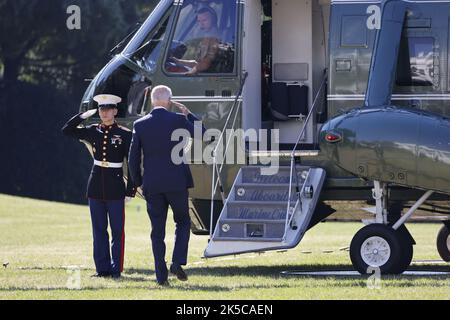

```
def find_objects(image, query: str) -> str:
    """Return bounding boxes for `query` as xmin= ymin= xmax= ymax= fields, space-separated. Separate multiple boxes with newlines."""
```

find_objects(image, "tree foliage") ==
xmin=0 ymin=0 xmax=159 ymax=203
xmin=0 ymin=0 xmax=157 ymax=93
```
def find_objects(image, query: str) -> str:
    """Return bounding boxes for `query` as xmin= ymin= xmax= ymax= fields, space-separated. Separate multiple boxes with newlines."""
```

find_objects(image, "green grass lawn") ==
xmin=0 ymin=194 xmax=449 ymax=300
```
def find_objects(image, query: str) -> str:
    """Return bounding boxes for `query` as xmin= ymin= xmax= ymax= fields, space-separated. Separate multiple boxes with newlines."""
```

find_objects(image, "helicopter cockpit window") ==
xmin=125 ymin=8 xmax=174 ymax=73
xmin=396 ymin=37 xmax=435 ymax=87
xmin=165 ymin=0 xmax=237 ymax=75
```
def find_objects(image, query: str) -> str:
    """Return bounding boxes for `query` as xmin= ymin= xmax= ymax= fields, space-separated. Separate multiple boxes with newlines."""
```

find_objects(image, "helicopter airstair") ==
xmin=204 ymin=165 xmax=326 ymax=257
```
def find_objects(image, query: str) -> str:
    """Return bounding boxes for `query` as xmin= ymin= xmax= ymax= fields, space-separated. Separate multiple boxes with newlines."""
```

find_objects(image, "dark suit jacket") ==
xmin=128 ymin=108 xmax=204 ymax=196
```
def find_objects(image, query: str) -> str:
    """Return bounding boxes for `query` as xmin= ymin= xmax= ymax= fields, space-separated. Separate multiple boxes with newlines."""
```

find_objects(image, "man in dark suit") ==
xmin=128 ymin=85 xmax=204 ymax=286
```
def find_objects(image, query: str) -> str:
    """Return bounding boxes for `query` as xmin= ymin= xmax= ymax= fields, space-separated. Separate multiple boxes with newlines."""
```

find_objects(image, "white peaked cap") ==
xmin=93 ymin=94 xmax=122 ymax=106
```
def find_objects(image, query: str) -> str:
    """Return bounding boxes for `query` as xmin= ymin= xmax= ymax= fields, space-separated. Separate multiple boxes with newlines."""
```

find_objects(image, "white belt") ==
xmin=94 ymin=160 xmax=123 ymax=168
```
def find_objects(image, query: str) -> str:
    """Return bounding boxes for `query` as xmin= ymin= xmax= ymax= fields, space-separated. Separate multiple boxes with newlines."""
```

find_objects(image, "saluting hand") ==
xmin=80 ymin=109 xmax=98 ymax=120
xmin=171 ymin=101 xmax=190 ymax=116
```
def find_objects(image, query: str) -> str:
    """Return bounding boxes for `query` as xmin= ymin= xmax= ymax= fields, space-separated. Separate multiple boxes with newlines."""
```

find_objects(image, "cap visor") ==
xmin=98 ymin=104 xmax=118 ymax=109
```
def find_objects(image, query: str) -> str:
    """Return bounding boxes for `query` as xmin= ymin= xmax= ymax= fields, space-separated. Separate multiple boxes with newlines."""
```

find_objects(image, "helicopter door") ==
xmin=271 ymin=0 xmax=315 ymax=145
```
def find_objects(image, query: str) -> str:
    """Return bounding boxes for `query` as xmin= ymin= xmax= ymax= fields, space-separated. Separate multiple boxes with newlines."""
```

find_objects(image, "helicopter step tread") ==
xmin=233 ymin=183 xmax=299 ymax=202
xmin=240 ymin=166 xmax=311 ymax=184
xmin=211 ymin=237 xmax=285 ymax=242
xmin=226 ymin=201 xmax=289 ymax=220
xmin=216 ymin=218 xmax=286 ymax=240
xmin=219 ymin=218 xmax=286 ymax=223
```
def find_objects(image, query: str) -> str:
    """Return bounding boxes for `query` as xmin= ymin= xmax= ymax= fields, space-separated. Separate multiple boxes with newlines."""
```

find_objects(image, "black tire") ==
xmin=436 ymin=225 xmax=450 ymax=262
xmin=350 ymin=224 xmax=405 ymax=275
xmin=391 ymin=225 xmax=414 ymax=274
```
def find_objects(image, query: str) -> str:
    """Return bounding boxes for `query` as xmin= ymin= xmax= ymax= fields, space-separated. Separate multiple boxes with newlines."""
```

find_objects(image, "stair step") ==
xmin=212 ymin=237 xmax=284 ymax=242
xmin=248 ymin=150 xmax=320 ymax=158
xmin=221 ymin=218 xmax=286 ymax=223
xmin=236 ymin=183 xmax=293 ymax=187
xmin=241 ymin=166 xmax=308 ymax=184
xmin=217 ymin=219 xmax=286 ymax=239
xmin=226 ymin=201 xmax=289 ymax=220
xmin=234 ymin=183 xmax=298 ymax=202
xmin=228 ymin=200 xmax=289 ymax=205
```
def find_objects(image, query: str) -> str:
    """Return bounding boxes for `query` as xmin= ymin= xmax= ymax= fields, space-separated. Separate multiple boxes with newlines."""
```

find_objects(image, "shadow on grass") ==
xmin=120 ymin=264 xmax=450 ymax=290
xmin=2 ymin=264 xmax=449 ymax=293
xmin=5 ymin=262 xmax=449 ymax=293
xmin=120 ymin=269 xmax=293 ymax=291
xmin=120 ymin=268 xmax=155 ymax=282
xmin=121 ymin=263 xmax=449 ymax=279
xmin=0 ymin=286 xmax=114 ymax=292
xmin=169 ymin=283 xmax=292 ymax=292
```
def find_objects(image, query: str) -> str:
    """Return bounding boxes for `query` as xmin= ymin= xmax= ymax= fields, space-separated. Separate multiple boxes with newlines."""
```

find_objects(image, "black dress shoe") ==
xmin=111 ymin=273 xmax=121 ymax=279
xmin=170 ymin=264 xmax=188 ymax=281
xmin=91 ymin=272 xmax=111 ymax=278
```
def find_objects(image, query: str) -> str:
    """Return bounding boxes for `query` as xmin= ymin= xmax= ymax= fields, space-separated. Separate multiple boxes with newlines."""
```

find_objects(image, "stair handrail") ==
xmin=209 ymin=72 xmax=249 ymax=239
xmin=284 ymin=73 xmax=327 ymax=241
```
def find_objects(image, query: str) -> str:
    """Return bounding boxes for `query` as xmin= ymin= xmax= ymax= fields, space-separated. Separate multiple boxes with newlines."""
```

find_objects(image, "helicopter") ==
xmin=78 ymin=0 xmax=450 ymax=274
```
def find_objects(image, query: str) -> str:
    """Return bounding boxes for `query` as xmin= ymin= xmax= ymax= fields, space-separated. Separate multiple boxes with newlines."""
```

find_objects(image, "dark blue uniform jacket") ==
xmin=62 ymin=113 xmax=136 ymax=200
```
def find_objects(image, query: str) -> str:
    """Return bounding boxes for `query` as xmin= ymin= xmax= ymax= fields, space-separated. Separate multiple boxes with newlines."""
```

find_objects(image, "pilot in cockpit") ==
xmin=169 ymin=7 xmax=220 ymax=75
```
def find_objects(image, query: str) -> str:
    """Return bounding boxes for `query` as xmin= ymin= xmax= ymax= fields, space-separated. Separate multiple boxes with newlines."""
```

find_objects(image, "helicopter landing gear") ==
xmin=350 ymin=181 xmax=433 ymax=275
xmin=436 ymin=222 xmax=450 ymax=262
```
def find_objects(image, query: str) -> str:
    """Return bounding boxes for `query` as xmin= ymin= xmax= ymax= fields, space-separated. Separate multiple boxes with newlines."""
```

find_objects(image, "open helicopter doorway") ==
xmin=243 ymin=0 xmax=329 ymax=151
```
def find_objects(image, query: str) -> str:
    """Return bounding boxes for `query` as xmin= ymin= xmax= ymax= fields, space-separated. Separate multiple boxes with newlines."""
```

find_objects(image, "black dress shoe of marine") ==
xmin=91 ymin=272 xmax=111 ymax=278
xmin=170 ymin=264 xmax=188 ymax=281
xmin=111 ymin=273 xmax=121 ymax=279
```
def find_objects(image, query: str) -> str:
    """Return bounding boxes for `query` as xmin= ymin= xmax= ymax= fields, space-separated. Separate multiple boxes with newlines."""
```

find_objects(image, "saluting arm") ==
xmin=61 ymin=109 xmax=97 ymax=140
xmin=184 ymin=112 xmax=206 ymax=138
xmin=172 ymin=101 xmax=206 ymax=137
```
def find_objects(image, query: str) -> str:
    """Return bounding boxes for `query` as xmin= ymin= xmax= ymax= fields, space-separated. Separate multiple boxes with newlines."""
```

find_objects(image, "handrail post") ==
xmin=209 ymin=72 xmax=248 ymax=241
xmin=283 ymin=74 xmax=327 ymax=241
xmin=209 ymin=154 xmax=216 ymax=239
xmin=284 ymin=156 xmax=295 ymax=240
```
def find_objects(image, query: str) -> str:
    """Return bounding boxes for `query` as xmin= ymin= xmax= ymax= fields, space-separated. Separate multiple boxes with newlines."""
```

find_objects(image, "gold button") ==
xmin=103 ymin=153 xmax=106 ymax=156
xmin=103 ymin=159 xmax=107 ymax=161
xmin=104 ymin=141 xmax=107 ymax=144
xmin=105 ymin=131 xmax=109 ymax=134
xmin=104 ymin=136 xmax=107 ymax=139
xmin=103 ymin=147 xmax=106 ymax=150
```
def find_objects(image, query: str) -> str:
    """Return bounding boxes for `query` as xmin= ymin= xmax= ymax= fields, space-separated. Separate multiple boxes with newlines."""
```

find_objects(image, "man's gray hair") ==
xmin=151 ymin=85 xmax=172 ymax=104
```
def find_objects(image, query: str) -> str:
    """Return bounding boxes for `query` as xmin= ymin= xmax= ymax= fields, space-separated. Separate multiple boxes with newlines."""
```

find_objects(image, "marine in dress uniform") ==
xmin=62 ymin=94 xmax=136 ymax=278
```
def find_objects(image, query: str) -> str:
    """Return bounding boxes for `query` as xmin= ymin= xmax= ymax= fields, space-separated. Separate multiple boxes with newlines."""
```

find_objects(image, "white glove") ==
xmin=80 ymin=109 xmax=97 ymax=119
xmin=125 ymin=197 xmax=132 ymax=203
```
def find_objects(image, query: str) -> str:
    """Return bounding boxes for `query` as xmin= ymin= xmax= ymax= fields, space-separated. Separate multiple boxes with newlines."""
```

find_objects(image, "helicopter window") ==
xmin=126 ymin=8 xmax=174 ymax=72
xmin=396 ymin=37 xmax=434 ymax=87
xmin=165 ymin=0 xmax=237 ymax=75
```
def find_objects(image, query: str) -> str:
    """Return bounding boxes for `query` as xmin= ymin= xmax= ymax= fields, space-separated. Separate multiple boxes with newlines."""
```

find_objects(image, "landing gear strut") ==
xmin=350 ymin=181 xmax=433 ymax=275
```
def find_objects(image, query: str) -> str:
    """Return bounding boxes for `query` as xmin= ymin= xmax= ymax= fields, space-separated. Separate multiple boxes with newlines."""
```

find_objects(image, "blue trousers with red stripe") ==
xmin=88 ymin=199 xmax=125 ymax=275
